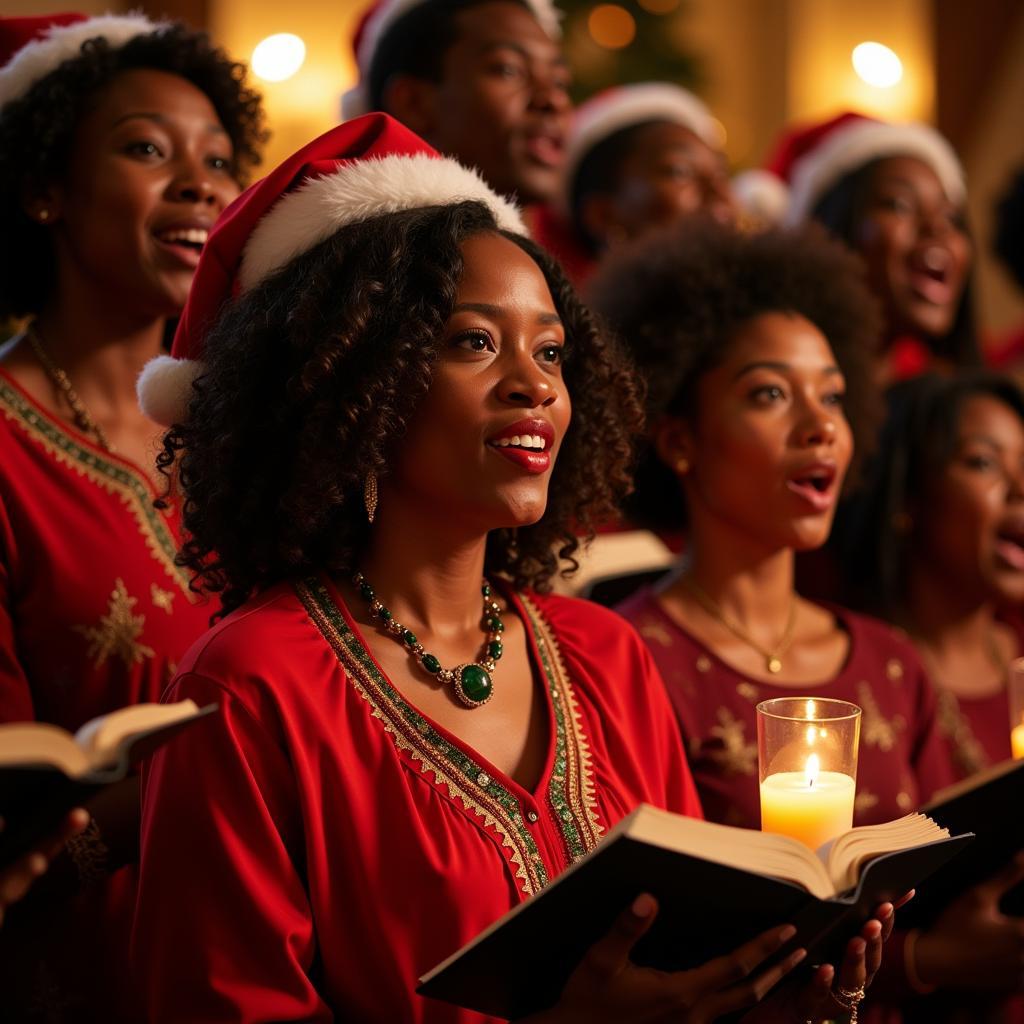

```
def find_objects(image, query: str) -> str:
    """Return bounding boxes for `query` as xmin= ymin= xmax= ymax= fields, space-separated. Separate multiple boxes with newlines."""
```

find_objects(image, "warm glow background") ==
xmin=7 ymin=0 xmax=1024 ymax=335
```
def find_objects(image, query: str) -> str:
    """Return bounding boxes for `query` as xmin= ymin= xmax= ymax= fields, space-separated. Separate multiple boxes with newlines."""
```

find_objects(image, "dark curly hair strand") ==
xmin=159 ymin=201 xmax=643 ymax=616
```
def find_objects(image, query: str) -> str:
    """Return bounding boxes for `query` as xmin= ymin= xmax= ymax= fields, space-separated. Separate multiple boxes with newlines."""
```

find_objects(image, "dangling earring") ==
xmin=364 ymin=473 xmax=378 ymax=524
xmin=675 ymin=457 xmax=690 ymax=474
xmin=37 ymin=209 xmax=50 ymax=222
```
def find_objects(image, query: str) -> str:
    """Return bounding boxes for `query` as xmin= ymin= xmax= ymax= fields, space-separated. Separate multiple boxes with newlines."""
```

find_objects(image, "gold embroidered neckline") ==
xmin=295 ymin=577 xmax=603 ymax=897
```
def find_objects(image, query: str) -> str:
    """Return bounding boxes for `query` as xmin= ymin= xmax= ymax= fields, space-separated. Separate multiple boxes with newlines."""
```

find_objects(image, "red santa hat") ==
xmin=137 ymin=112 xmax=526 ymax=426
xmin=341 ymin=0 xmax=562 ymax=120
xmin=562 ymin=82 xmax=723 ymax=210
xmin=0 ymin=12 xmax=161 ymax=111
xmin=762 ymin=111 xmax=965 ymax=227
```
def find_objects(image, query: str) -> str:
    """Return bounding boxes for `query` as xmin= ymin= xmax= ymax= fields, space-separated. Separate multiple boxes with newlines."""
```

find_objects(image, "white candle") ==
xmin=760 ymin=753 xmax=856 ymax=851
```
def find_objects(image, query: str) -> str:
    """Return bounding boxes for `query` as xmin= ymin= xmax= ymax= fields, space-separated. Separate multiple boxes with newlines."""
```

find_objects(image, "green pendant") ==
xmin=457 ymin=663 xmax=493 ymax=707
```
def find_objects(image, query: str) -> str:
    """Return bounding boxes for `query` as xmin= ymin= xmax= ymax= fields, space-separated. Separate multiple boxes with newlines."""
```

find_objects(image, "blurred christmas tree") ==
xmin=559 ymin=0 xmax=703 ymax=104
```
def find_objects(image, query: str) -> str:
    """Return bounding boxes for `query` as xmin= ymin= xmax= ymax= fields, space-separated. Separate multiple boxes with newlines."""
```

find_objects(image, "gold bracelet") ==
xmin=903 ymin=928 xmax=937 ymax=995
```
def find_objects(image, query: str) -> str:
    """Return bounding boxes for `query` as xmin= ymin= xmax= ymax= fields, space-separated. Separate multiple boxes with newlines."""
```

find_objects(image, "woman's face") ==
xmin=852 ymin=155 xmax=971 ymax=341
xmin=666 ymin=311 xmax=853 ymax=552
xmin=40 ymin=67 xmax=239 ymax=317
xmin=584 ymin=121 xmax=735 ymax=246
xmin=385 ymin=232 xmax=571 ymax=531
xmin=917 ymin=394 xmax=1024 ymax=605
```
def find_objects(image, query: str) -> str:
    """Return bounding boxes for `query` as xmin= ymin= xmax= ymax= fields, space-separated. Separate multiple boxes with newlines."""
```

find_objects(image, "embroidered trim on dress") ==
xmin=520 ymin=593 xmax=605 ymax=861
xmin=0 ymin=379 xmax=192 ymax=598
xmin=295 ymin=578 xmax=603 ymax=897
xmin=935 ymin=687 xmax=990 ymax=779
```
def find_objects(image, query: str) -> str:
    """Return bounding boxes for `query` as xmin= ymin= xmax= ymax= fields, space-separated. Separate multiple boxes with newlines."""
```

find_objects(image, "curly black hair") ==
xmin=586 ymin=219 xmax=882 ymax=531
xmin=368 ymin=0 xmax=534 ymax=111
xmin=0 ymin=22 xmax=266 ymax=318
xmin=811 ymin=158 xmax=982 ymax=369
xmin=158 ymin=201 xmax=643 ymax=615
xmin=833 ymin=371 xmax=1024 ymax=618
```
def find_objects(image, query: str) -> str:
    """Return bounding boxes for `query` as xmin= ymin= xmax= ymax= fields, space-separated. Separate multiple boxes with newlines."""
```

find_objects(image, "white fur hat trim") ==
xmin=731 ymin=169 xmax=791 ymax=226
xmin=238 ymin=152 xmax=526 ymax=291
xmin=784 ymin=119 xmax=965 ymax=227
xmin=562 ymin=83 xmax=721 ymax=209
xmin=342 ymin=0 xmax=562 ymax=119
xmin=0 ymin=14 xmax=160 ymax=111
xmin=136 ymin=354 xmax=202 ymax=427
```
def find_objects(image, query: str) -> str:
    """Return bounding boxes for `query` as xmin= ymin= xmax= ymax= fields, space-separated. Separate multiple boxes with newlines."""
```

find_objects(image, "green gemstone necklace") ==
xmin=352 ymin=572 xmax=503 ymax=709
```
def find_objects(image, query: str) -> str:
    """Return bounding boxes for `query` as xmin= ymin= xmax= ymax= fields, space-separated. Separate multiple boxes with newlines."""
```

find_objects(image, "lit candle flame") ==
xmin=805 ymin=699 xmax=816 ymax=719
xmin=806 ymin=725 xmax=817 ymax=745
xmin=805 ymin=753 xmax=820 ymax=789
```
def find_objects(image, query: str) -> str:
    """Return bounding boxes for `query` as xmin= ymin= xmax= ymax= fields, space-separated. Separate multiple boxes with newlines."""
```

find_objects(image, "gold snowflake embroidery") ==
xmin=75 ymin=579 xmax=155 ymax=668
xmin=150 ymin=583 xmax=175 ymax=614
xmin=857 ymin=680 xmax=901 ymax=752
xmin=638 ymin=620 xmax=674 ymax=648
xmin=707 ymin=706 xmax=758 ymax=776
xmin=855 ymin=790 xmax=880 ymax=816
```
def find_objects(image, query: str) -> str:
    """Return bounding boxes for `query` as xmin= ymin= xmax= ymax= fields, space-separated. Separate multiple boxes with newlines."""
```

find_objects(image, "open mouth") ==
xmin=154 ymin=227 xmax=209 ymax=266
xmin=487 ymin=420 xmax=555 ymax=474
xmin=524 ymin=131 xmax=564 ymax=169
xmin=908 ymin=246 xmax=955 ymax=306
xmin=785 ymin=464 xmax=838 ymax=511
xmin=995 ymin=521 xmax=1024 ymax=571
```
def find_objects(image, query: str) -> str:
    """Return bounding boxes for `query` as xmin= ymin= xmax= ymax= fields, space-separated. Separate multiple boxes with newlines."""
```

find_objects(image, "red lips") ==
xmin=486 ymin=418 xmax=556 ymax=474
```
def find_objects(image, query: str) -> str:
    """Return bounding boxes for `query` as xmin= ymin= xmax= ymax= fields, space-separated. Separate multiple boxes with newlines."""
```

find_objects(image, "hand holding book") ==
xmin=517 ymin=891 xmax=900 ymax=1024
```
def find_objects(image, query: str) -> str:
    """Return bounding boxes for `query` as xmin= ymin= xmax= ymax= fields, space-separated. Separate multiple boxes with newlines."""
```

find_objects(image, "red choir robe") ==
xmin=0 ymin=368 xmax=213 ymax=1021
xmin=132 ymin=577 xmax=703 ymax=1023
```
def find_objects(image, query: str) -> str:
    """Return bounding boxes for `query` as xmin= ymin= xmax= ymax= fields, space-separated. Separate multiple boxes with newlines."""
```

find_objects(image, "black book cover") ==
xmin=0 ymin=703 xmax=218 ymax=868
xmin=900 ymin=758 xmax=1024 ymax=925
xmin=417 ymin=810 xmax=971 ymax=1021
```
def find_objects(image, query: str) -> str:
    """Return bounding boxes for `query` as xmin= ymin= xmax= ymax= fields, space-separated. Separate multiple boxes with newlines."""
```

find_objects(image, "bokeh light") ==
xmin=588 ymin=5 xmax=637 ymax=49
xmin=252 ymin=33 xmax=307 ymax=83
xmin=851 ymin=42 xmax=903 ymax=88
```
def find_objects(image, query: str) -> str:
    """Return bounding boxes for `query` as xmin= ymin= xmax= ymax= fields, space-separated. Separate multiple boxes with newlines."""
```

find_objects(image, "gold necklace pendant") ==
xmin=683 ymin=576 xmax=796 ymax=676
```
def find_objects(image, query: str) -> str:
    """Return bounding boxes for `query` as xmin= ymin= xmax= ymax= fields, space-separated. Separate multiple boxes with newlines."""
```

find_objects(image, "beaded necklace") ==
xmin=353 ymin=572 xmax=504 ymax=708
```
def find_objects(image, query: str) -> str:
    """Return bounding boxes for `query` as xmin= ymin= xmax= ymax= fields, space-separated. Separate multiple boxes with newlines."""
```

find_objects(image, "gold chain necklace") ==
xmin=682 ymin=576 xmax=797 ymax=674
xmin=27 ymin=326 xmax=114 ymax=452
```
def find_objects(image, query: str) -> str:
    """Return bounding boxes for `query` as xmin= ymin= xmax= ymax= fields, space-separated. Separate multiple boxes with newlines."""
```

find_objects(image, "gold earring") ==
xmin=38 ymin=209 xmax=50 ymax=222
xmin=675 ymin=457 xmax=690 ymax=474
xmin=364 ymin=473 xmax=378 ymax=524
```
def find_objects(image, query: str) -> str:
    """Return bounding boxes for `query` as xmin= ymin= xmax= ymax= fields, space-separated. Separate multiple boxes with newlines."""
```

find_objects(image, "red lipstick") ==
xmin=486 ymin=418 xmax=556 ymax=475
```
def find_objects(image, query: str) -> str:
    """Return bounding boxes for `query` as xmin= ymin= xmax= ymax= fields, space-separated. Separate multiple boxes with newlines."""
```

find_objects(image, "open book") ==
xmin=418 ymin=803 xmax=971 ymax=1021
xmin=900 ymin=756 xmax=1024 ymax=925
xmin=0 ymin=700 xmax=216 ymax=867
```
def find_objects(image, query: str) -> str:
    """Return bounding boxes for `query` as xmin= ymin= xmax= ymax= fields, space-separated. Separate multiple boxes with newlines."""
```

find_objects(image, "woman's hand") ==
xmin=524 ymin=892 xmax=807 ymax=1024
xmin=912 ymin=855 xmax=1024 ymax=992
xmin=746 ymin=901 xmax=896 ymax=1023
xmin=0 ymin=808 xmax=89 ymax=927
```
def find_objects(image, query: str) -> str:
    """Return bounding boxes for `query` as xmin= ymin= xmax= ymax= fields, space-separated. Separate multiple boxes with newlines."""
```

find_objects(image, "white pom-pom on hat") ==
xmin=138 ymin=113 xmax=528 ymax=426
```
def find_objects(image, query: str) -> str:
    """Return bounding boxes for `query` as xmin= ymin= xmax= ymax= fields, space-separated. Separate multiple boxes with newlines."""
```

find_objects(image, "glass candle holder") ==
xmin=757 ymin=697 xmax=861 ymax=851
xmin=1009 ymin=658 xmax=1024 ymax=761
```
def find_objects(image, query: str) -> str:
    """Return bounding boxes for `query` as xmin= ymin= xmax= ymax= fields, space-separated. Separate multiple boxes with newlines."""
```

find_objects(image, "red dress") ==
xmin=617 ymin=590 xmax=956 ymax=831
xmin=0 ymin=368 xmax=213 ymax=1021
xmin=132 ymin=579 xmax=702 ymax=1023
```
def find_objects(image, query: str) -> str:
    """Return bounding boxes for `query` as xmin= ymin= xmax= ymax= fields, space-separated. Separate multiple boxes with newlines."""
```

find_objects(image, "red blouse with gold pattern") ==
xmin=0 ymin=368 xmax=214 ymax=1021
xmin=133 ymin=581 xmax=702 ymax=1023
xmin=617 ymin=589 xmax=956 ymax=831
xmin=0 ymin=368 xmax=213 ymax=727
